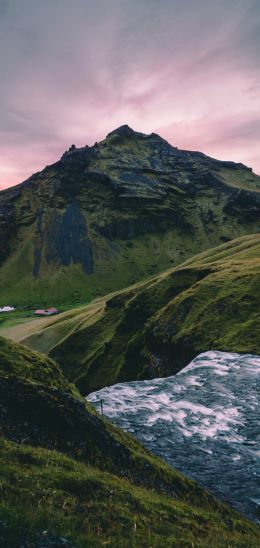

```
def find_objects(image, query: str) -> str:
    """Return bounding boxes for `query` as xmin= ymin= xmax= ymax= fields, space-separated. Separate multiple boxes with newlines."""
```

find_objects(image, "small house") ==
xmin=0 ymin=306 xmax=15 ymax=313
xmin=34 ymin=309 xmax=47 ymax=316
xmin=46 ymin=307 xmax=59 ymax=315
xmin=34 ymin=308 xmax=59 ymax=317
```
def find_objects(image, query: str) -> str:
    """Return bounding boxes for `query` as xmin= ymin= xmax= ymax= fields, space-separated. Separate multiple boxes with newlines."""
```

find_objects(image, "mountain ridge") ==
xmin=1 ymin=125 xmax=260 ymax=306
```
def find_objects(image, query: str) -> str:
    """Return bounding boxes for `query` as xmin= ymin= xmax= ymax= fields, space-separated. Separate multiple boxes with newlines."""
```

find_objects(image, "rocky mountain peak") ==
xmin=106 ymin=124 xmax=135 ymax=138
xmin=0 ymin=125 xmax=260 ymax=306
xmin=105 ymin=125 xmax=170 ymax=146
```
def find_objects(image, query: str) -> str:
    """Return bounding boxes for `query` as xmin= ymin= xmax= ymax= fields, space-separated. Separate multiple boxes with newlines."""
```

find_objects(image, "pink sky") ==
xmin=0 ymin=0 xmax=259 ymax=190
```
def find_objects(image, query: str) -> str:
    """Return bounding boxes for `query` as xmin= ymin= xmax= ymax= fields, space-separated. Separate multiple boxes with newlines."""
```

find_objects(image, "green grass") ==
xmin=0 ymin=439 xmax=259 ymax=547
xmin=216 ymin=166 xmax=260 ymax=191
xmin=1 ymin=336 xmax=259 ymax=545
xmin=0 ymin=336 xmax=227 ymax=502
xmin=4 ymin=234 xmax=260 ymax=394
xmin=0 ymin=336 xmax=76 ymax=394
xmin=148 ymin=233 xmax=260 ymax=374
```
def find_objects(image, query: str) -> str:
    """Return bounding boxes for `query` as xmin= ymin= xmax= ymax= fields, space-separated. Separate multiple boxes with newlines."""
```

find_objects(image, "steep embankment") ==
xmin=1 ymin=337 xmax=259 ymax=546
xmin=5 ymin=233 xmax=260 ymax=395
xmin=1 ymin=125 xmax=260 ymax=306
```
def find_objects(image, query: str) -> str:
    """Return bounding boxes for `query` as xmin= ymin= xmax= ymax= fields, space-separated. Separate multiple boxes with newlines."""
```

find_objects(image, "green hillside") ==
xmin=1 ymin=337 xmax=259 ymax=546
xmin=1 ymin=125 xmax=260 ymax=306
xmin=5 ymin=233 xmax=259 ymax=395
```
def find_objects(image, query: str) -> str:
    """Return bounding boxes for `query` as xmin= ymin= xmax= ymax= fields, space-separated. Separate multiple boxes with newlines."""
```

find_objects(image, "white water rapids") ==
xmin=87 ymin=351 xmax=260 ymax=521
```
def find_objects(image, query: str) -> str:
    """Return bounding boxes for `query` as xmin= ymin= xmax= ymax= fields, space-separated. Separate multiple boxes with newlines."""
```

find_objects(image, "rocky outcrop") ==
xmin=33 ymin=203 xmax=93 ymax=277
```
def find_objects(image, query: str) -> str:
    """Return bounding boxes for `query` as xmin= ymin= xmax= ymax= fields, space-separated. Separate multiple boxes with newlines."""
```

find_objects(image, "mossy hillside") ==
xmin=147 ymin=266 xmax=260 ymax=375
xmin=1 ymin=440 xmax=259 ymax=548
xmin=8 ymin=234 xmax=260 ymax=393
xmin=0 ymin=336 xmax=222 ymax=503
xmin=181 ymin=231 xmax=260 ymax=265
xmin=147 ymin=233 xmax=260 ymax=374
xmin=1 ymin=337 xmax=258 ymax=545
xmin=0 ymin=336 xmax=76 ymax=394
xmin=1 ymin=126 xmax=260 ymax=306
xmin=64 ymin=267 xmax=204 ymax=393
xmin=0 ymin=213 xmax=248 ymax=309
xmin=50 ymin=235 xmax=260 ymax=390
xmin=0 ymin=278 xmax=151 ymax=350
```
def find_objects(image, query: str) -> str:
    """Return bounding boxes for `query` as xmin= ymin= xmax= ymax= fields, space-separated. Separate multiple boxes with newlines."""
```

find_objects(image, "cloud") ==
xmin=0 ymin=0 xmax=8 ymax=15
xmin=0 ymin=0 xmax=260 ymax=189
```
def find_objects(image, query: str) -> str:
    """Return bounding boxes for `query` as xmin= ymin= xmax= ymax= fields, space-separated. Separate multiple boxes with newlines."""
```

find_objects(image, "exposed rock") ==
xmin=0 ymin=125 xmax=260 ymax=304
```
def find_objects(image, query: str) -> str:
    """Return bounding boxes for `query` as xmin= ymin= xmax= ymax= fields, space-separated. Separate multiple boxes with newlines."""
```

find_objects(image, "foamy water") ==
xmin=87 ymin=351 xmax=260 ymax=521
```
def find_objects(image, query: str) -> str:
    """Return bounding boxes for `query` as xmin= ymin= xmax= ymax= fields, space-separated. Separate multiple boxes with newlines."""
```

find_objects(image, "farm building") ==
xmin=34 ymin=308 xmax=59 ymax=316
xmin=0 ymin=306 xmax=15 ymax=313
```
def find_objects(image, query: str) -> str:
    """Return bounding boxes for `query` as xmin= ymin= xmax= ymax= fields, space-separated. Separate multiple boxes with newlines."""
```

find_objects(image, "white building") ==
xmin=0 ymin=306 xmax=15 ymax=313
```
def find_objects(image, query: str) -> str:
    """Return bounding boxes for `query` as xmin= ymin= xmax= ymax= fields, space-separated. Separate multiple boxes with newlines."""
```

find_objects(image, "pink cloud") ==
xmin=0 ymin=0 xmax=259 ymax=189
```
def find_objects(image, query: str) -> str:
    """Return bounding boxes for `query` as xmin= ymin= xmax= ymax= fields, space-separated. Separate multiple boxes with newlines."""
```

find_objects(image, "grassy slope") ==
xmin=0 ymin=231 xmax=183 ymax=307
xmin=4 ymin=233 xmax=260 ymax=394
xmin=0 ymin=335 xmax=76 ymax=393
xmin=148 ymin=233 xmax=260 ymax=371
xmin=1 ymin=337 xmax=259 ymax=546
xmin=216 ymin=165 xmax=260 ymax=191
xmin=1 ymin=216 xmax=249 ymax=308
xmin=1 ymin=440 xmax=259 ymax=548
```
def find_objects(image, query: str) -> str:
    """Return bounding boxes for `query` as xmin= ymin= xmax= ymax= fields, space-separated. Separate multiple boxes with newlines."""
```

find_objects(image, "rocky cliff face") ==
xmin=1 ymin=125 xmax=260 ymax=305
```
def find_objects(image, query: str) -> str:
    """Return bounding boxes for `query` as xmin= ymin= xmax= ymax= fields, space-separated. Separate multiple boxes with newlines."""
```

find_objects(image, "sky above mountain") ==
xmin=0 ymin=0 xmax=259 ymax=189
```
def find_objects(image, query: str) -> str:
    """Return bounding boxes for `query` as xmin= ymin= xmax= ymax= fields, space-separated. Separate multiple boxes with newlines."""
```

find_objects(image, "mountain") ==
xmin=1 ymin=336 xmax=259 ymax=546
xmin=5 ymin=233 xmax=260 ymax=395
xmin=1 ymin=125 xmax=260 ymax=306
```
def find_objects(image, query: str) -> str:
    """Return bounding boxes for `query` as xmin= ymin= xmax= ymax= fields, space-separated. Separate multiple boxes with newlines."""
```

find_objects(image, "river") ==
xmin=87 ymin=351 xmax=260 ymax=522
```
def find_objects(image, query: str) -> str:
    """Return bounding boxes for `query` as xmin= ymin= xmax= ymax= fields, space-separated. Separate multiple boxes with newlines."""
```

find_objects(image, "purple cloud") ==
xmin=0 ymin=0 xmax=259 ymax=189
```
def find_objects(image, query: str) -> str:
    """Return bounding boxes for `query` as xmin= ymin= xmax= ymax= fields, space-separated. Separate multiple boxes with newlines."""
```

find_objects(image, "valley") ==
xmin=3 ymin=233 xmax=260 ymax=396
xmin=0 ymin=127 xmax=259 ymax=546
